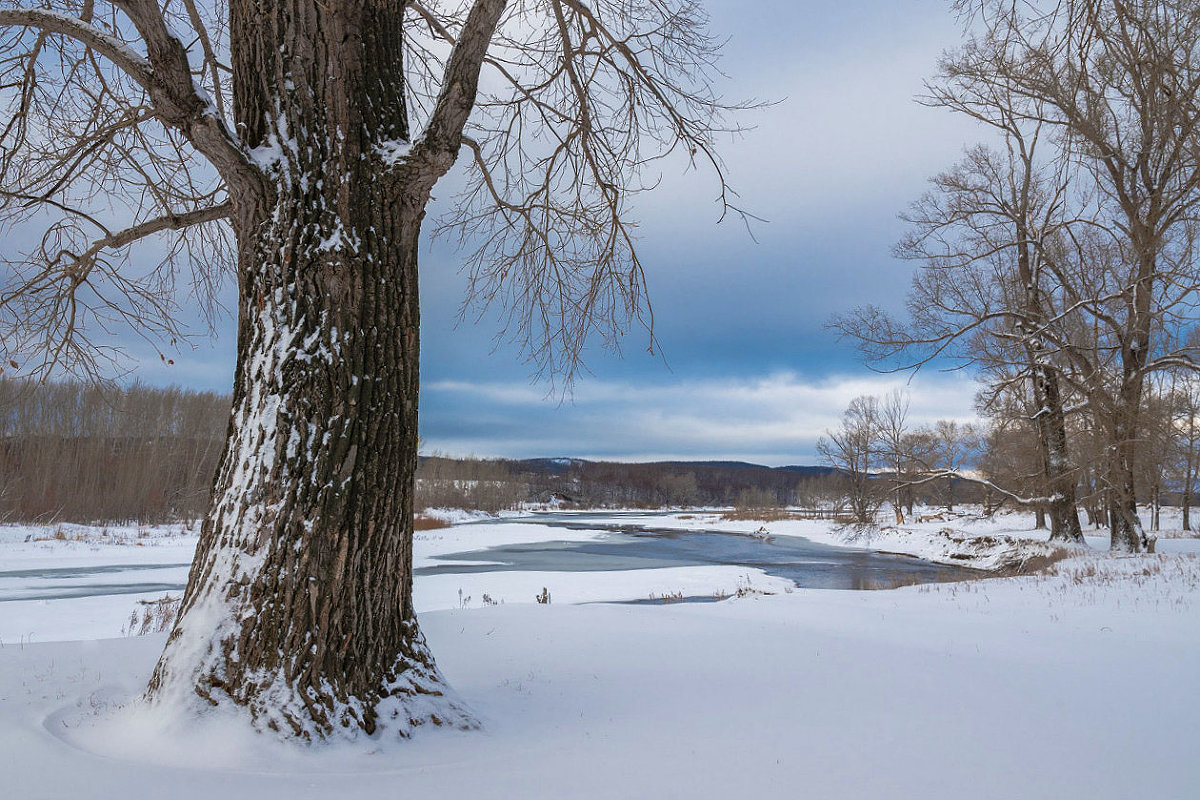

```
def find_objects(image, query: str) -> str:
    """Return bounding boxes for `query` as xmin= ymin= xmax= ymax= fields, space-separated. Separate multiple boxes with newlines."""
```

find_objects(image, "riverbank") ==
xmin=4 ymin=506 xmax=1195 ymax=643
xmin=563 ymin=506 xmax=1200 ymax=571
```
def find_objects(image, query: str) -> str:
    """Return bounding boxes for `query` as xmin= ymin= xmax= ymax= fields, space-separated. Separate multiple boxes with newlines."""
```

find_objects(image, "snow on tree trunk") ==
xmin=1032 ymin=366 xmax=1083 ymax=544
xmin=1103 ymin=238 xmax=1158 ymax=554
xmin=145 ymin=0 xmax=475 ymax=738
xmin=1106 ymin=260 xmax=1154 ymax=554
xmin=1109 ymin=423 xmax=1151 ymax=554
xmin=1014 ymin=213 xmax=1082 ymax=545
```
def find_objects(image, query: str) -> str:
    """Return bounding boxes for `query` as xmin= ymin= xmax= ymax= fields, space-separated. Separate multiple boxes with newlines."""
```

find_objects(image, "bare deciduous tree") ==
xmin=0 ymin=0 xmax=747 ymax=738
xmin=976 ymin=390 xmax=1047 ymax=519
xmin=877 ymin=388 xmax=911 ymax=523
xmin=817 ymin=395 xmax=882 ymax=526
xmin=834 ymin=132 xmax=1086 ymax=540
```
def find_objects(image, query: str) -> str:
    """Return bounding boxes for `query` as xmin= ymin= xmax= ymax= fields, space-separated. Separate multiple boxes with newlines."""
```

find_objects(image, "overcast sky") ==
xmin=131 ymin=0 xmax=990 ymax=466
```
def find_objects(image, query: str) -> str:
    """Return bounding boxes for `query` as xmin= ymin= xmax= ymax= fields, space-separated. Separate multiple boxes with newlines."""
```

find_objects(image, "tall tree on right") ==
xmin=977 ymin=0 xmax=1200 ymax=551
xmin=839 ymin=0 xmax=1200 ymax=551
xmin=961 ymin=0 xmax=1200 ymax=551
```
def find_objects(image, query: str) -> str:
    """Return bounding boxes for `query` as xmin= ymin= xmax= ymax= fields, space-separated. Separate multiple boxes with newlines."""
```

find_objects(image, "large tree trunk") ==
xmin=1107 ymin=239 xmax=1156 ymax=553
xmin=1014 ymin=212 xmax=1083 ymax=544
xmin=1108 ymin=363 xmax=1150 ymax=552
xmin=1109 ymin=411 xmax=1151 ymax=553
xmin=1031 ymin=366 xmax=1083 ymax=543
xmin=146 ymin=0 xmax=474 ymax=738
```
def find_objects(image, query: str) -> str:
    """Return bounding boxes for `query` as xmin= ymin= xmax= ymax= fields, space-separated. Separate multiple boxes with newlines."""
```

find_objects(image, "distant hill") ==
xmin=515 ymin=457 xmax=592 ymax=473
xmin=519 ymin=458 xmax=839 ymax=478
xmin=416 ymin=453 xmax=859 ymax=510
xmin=773 ymin=465 xmax=843 ymax=478
xmin=516 ymin=457 xmax=831 ymax=472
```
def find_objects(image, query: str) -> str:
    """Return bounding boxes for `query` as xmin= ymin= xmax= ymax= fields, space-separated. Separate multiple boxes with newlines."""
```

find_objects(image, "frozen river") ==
xmin=419 ymin=512 xmax=981 ymax=594
xmin=0 ymin=512 xmax=979 ymax=605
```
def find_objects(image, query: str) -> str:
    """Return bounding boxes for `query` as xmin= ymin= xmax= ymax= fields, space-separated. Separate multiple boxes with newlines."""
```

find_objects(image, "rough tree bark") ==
xmin=1105 ymin=240 xmax=1157 ymax=553
xmin=145 ymin=0 xmax=506 ymax=738
xmin=1030 ymin=368 xmax=1082 ymax=543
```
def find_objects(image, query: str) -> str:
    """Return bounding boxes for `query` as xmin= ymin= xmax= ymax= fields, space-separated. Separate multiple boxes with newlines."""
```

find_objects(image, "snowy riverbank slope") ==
xmin=2 ymin=549 xmax=1196 ymax=800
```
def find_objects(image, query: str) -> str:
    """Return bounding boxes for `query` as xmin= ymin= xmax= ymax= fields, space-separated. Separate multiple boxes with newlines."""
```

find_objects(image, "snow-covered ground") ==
xmin=1 ymin=509 xmax=1197 ymax=799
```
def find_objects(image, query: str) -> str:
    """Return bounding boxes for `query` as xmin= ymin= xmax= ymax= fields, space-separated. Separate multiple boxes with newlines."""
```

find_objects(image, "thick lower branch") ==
xmin=411 ymin=0 xmax=507 ymax=179
xmin=897 ymin=470 xmax=1057 ymax=509
xmin=102 ymin=202 xmax=233 ymax=249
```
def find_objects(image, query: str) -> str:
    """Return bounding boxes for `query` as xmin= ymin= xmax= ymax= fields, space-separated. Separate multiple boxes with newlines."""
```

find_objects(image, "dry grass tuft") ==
xmin=123 ymin=594 xmax=181 ymax=636
xmin=413 ymin=514 xmax=452 ymax=530
xmin=713 ymin=574 xmax=775 ymax=600
xmin=1044 ymin=554 xmax=1200 ymax=591
xmin=32 ymin=526 xmax=81 ymax=542
xmin=719 ymin=508 xmax=795 ymax=522
xmin=995 ymin=546 xmax=1075 ymax=576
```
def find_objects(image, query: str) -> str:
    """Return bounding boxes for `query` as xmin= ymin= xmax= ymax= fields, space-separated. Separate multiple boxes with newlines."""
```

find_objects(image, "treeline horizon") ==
xmin=0 ymin=377 xmax=991 ymax=524
xmin=0 ymin=378 xmax=228 ymax=523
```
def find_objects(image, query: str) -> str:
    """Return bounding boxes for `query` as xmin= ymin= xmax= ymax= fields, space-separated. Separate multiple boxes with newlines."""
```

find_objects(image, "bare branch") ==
xmin=110 ymin=0 xmax=253 ymax=184
xmin=897 ymin=469 xmax=1056 ymax=508
xmin=95 ymin=201 xmax=232 ymax=250
xmin=0 ymin=7 xmax=152 ymax=89
xmin=0 ymin=201 xmax=233 ymax=379
xmin=409 ymin=0 xmax=760 ymax=384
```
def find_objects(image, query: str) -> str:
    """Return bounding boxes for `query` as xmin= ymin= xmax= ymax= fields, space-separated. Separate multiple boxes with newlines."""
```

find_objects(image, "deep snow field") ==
xmin=1 ymin=509 xmax=1197 ymax=799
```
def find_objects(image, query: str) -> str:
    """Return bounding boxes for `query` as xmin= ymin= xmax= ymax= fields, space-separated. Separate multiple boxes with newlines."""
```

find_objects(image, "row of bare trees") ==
xmin=976 ymin=373 xmax=1200 ymax=532
xmin=0 ymin=375 xmax=865 ymax=521
xmin=10 ymin=368 xmax=1193 ymax=533
xmin=820 ymin=374 xmax=1200 ymax=535
xmin=0 ymin=377 xmax=226 ymax=522
xmin=415 ymin=455 xmax=527 ymax=514
xmin=834 ymin=0 xmax=1200 ymax=550
xmin=817 ymin=391 xmax=985 ymax=525
xmin=418 ymin=456 xmax=852 ymax=512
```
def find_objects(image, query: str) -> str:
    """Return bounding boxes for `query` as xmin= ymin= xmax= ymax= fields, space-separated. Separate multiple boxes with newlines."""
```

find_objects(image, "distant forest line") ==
xmin=0 ymin=378 xmax=887 ymax=524
xmin=8 ymin=378 xmax=1196 ymax=528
